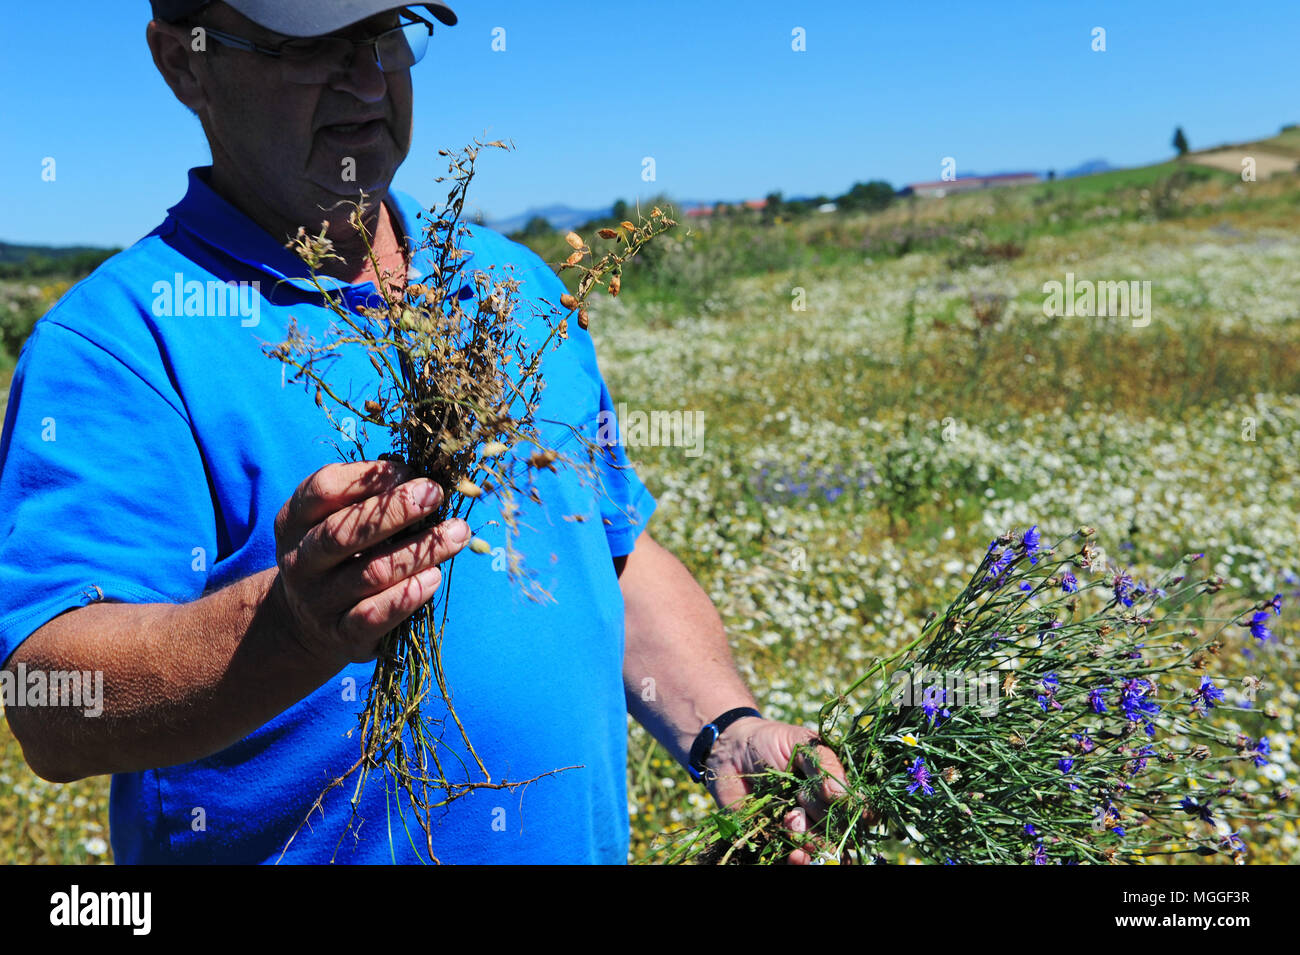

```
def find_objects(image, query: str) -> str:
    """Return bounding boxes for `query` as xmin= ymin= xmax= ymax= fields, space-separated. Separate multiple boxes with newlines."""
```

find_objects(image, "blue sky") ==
xmin=3 ymin=0 xmax=1297 ymax=247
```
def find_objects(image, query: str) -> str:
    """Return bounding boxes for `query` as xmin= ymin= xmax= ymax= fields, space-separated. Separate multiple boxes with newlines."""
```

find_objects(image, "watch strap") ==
xmin=687 ymin=706 xmax=763 ymax=783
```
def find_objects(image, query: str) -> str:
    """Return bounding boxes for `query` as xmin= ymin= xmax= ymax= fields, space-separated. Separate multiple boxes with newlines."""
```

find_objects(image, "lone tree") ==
xmin=513 ymin=214 xmax=553 ymax=240
xmin=762 ymin=190 xmax=784 ymax=223
xmin=1172 ymin=127 xmax=1189 ymax=157
xmin=611 ymin=198 xmax=629 ymax=222
xmin=838 ymin=180 xmax=895 ymax=212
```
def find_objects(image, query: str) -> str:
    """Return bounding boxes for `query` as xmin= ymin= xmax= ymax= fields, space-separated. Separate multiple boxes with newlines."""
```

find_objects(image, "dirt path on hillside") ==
xmin=1188 ymin=148 xmax=1297 ymax=179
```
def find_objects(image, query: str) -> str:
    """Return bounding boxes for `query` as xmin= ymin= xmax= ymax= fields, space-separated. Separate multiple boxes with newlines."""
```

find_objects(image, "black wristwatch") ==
xmin=687 ymin=707 xmax=763 ymax=783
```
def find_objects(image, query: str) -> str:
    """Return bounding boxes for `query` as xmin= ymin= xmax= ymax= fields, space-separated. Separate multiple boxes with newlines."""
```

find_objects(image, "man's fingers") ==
xmin=783 ymin=808 xmax=812 ymax=864
xmin=793 ymin=741 xmax=849 ymax=822
xmin=294 ymin=477 xmax=445 ymax=574
xmin=275 ymin=460 xmax=412 ymax=554
xmin=339 ymin=564 xmax=444 ymax=658
xmin=331 ymin=517 xmax=471 ymax=603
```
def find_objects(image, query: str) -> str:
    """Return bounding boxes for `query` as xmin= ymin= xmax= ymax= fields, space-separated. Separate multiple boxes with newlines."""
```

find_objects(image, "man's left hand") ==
xmin=704 ymin=717 xmax=849 ymax=865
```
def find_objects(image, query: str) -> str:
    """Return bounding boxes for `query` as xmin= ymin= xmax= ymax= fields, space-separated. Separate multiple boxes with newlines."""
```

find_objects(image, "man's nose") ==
xmin=328 ymin=45 xmax=389 ymax=102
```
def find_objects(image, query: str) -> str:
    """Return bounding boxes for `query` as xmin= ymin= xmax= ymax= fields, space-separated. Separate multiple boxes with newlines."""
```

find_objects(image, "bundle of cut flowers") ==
xmin=265 ymin=138 xmax=676 ymax=861
xmin=657 ymin=526 xmax=1294 ymax=864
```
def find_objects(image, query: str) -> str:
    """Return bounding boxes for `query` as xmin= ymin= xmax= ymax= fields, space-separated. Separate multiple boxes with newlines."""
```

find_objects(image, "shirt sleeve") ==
xmin=0 ymin=319 xmax=219 ymax=667
xmin=492 ymin=232 xmax=658 ymax=559
xmin=591 ymin=372 xmax=657 ymax=559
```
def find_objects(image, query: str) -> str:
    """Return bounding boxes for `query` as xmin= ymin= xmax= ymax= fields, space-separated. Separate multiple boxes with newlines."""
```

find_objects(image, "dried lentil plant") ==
xmin=265 ymin=139 xmax=676 ymax=862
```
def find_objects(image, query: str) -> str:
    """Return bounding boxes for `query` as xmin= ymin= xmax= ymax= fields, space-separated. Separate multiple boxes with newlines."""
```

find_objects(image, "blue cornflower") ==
xmin=1037 ymin=673 xmax=1062 ymax=712
xmin=1058 ymin=757 xmax=1075 ymax=774
xmin=1071 ymin=732 xmax=1096 ymax=753
xmin=1112 ymin=571 xmax=1135 ymax=607
xmin=1024 ymin=823 xmax=1038 ymax=837
xmin=1060 ymin=571 xmax=1079 ymax=594
xmin=986 ymin=545 xmax=1015 ymax=585
xmin=1032 ymin=841 xmax=1047 ymax=865
xmin=1269 ymin=593 xmax=1283 ymax=616
xmin=1243 ymin=610 xmax=1273 ymax=643
xmin=1191 ymin=677 xmax=1225 ymax=713
xmin=921 ymin=686 xmax=949 ymax=727
xmin=1181 ymin=796 xmax=1214 ymax=824
xmin=1127 ymin=744 xmax=1155 ymax=776
xmin=1252 ymin=736 xmax=1271 ymax=768
xmin=1019 ymin=582 xmax=1033 ymax=593
xmin=907 ymin=757 xmax=934 ymax=796
xmin=1220 ymin=831 xmax=1246 ymax=856
xmin=1119 ymin=678 xmax=1160 ymax=735
xmin=1022 ymin=525 xmax=1042 ymax=565
xmin=1088 ymin=686 xmax=1109 ymax=714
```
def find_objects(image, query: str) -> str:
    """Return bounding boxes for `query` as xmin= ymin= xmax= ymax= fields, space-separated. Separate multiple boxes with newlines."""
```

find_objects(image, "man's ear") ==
xmin=146 ymin=19 xmax=208 ymax=116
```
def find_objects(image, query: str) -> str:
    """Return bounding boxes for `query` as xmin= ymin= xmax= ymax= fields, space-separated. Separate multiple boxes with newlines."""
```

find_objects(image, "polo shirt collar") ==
xmin=164 ymin=166 xmax=474 ymax=300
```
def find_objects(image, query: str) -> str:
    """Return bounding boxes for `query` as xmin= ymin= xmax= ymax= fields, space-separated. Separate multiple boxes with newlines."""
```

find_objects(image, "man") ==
xmin=0 ymin=0 xmax=845 ymax=863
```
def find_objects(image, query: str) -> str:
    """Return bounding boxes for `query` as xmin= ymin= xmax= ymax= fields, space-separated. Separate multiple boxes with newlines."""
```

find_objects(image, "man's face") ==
xmin=188 ymin=3 xmax=414 ymax=223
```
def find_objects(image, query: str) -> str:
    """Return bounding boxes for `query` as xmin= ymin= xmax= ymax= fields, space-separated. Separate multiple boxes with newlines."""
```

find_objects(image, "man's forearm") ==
xmin=3 ymin=568 xmax=338 ymax=783
xmin=619 ymin=531 xmax=761 ymax=767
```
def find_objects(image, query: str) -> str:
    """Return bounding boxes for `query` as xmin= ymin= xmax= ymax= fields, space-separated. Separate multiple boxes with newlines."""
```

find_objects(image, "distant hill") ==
xmin=484 ymin=203 xmax=613 ymax=236
xmin=0 ymin=241 xmax=119 ymax=279
xmin=1061 ymin=158 xmax=1117 ymax=178
xmin=0 ymin=240 xmax=116 ymax=266
xmin=487 ymin=197 xmax=787 ymax=233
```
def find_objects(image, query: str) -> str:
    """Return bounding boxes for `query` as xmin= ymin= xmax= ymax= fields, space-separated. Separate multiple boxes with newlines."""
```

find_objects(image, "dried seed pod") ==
xmin=560 ymin=293 xmax=579 ymax=310
xmin=620 ymin=220 xmax=637 ymax=232
xmin=564 ymin=231 xmax=585 ymax=250
xmin=468 ymin=538 xmax=492 ymax=554
xmin=597 ymin=228 xmax=619 ymax=239
xmin=528 ymin=449 xmax=558 ymax=470
xmin=578 ymin=307 xmax=589 ymax=330
xmin=364 ymin=399 xmax=384 ymax=417
xmin=456 ymin=478 xmax=483 ymax=498
xmin=608 ymin=274 xmax=621 ymax=297
xmin=564 ymin=251 xmax=583 ymax=267
xmin=481 ymin=441 xmax=508 ymax=457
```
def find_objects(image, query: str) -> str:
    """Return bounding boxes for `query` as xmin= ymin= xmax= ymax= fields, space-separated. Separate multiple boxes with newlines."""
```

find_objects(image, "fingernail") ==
xmin=448 ymin=519 xmax=471 ymax=542
xmin=419 ymin=481 xmax=442 ymax=507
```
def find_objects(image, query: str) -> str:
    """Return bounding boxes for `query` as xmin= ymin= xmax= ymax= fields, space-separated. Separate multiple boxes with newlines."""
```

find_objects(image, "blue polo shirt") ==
xmin=0 ymin=168 xmax=655 ymax=863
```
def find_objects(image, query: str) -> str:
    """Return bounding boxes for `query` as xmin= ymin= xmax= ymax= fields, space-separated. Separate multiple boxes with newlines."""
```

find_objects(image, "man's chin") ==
xmin=309 ymin=144 xmax=404 ymax=198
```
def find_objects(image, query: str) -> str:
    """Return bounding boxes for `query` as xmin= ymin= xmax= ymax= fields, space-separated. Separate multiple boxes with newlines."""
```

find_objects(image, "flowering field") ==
xmin=602 ymin=162 xmax=1300 ymax=863
xmin=1 ymin=156 xmax=1297 ymax=863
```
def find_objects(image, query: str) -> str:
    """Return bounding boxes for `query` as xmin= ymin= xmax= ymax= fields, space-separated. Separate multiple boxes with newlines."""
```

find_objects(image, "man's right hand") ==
xmin=270 ymin=460 xmax=471 ymax=669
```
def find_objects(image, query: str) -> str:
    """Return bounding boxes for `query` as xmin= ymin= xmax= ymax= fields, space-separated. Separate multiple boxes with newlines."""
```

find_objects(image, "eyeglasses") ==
xmin=198 ymin=9 xmax=434 ymax=84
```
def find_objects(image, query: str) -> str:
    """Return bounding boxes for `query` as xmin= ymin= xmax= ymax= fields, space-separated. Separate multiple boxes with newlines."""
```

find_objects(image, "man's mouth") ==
xmin=319 ymin=118 xmax=388 ymax=144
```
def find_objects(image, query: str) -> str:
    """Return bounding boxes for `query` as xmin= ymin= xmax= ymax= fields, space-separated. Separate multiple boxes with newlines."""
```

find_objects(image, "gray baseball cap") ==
xmin=150 ymin=1 xmax=458 ymax=34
